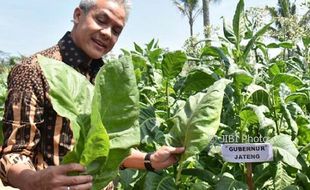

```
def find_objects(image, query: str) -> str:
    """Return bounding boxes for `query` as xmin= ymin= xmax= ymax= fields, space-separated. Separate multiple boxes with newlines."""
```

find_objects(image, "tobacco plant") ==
xmin=0 ymin=0 xmax=308 ymax=189
xmin=38 ymin=55 xmax=140 ymax=190
xmin=116 ymin=0 xmax=309 ymax=189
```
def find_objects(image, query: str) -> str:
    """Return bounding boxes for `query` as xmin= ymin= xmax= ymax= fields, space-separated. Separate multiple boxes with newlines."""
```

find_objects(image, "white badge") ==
xmin=221 ymin=143 xmax=273 ymax=163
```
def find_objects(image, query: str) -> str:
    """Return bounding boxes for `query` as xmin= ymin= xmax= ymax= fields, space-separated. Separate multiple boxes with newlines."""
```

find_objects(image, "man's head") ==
xmin=71 ymin=0 xmax=130 ymax=59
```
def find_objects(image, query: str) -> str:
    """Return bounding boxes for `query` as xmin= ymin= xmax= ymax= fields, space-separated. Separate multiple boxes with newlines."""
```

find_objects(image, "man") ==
xmin=0 ymin=0 xmax=184 ymax=189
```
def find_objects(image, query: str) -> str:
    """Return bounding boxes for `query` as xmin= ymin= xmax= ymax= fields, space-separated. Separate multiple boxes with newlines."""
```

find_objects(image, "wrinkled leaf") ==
xmin=38 ymin=55 xmax=94 ymax=141
xmin=140 ymin=106 xmax=165 ymax=145
xmin=273 ymin=73 xmax=303 ymax=92
xmin=161 ymin=51 xmax=187 ymax=79
xmin=228 ymin=64 xmax=253 ymax=86
xmin=223 ymin=19 xmax=237 ymax=44
xmin=215 ymin=173 xmax=248 ymax=190
xmin=233 ymin=0 xmax=244 ymax=45
xmin=246 ymin=84 xmax=270 ymax=106
xmin=143 ymin=172 xmax=177 ymax=190
xmin=200 ymin=46 xmax=230 ymax=67
xmin=242 ymin=22 xmax=272 ymax=61
xmin=268 ymin=134 xmax=301 ymax=170
xmin=280 ymin=84 xmax=298 ymax=137
xmin=167 ymin=79 xmax=231 ymax=182
xmin=180 ymin=68 xmax=216 ymax=94
xmin=273 ymin=162 xmax=294 ymax=190
xmin=92 ymin=56 xmax=140 ymax=188
xmin=243 ymin=104 xmax=276 ymax=129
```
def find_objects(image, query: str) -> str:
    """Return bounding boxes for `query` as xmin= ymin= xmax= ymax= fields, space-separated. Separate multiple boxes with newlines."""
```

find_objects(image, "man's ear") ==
xmin=73 ymin=7 xmax=83 ymax=24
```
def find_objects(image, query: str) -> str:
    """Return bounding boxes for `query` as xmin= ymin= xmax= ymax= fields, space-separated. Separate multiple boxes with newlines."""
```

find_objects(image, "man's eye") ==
xmin=96 ymin=15 xmax=107 ymax=24
xmin=97 ymin=18 xmax=106 ymax=24
xmin=112 ymin=28 xmax=122 ymax=36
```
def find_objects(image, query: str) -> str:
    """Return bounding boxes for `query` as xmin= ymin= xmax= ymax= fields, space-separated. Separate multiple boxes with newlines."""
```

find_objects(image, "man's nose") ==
xmin=100 ymin=27 xmax=112 ymax=39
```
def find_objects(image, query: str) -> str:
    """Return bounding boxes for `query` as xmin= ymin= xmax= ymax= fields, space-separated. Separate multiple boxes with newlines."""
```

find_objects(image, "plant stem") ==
xmin=165 ymin=79 xmax=170 ymax=118
xmin=175 ymin=156 xmax=185 ymax=185
xmin=246 ymin=163 xmax=254 ymax=190
xmin=220 ymin=162 xmax=228 ymax=175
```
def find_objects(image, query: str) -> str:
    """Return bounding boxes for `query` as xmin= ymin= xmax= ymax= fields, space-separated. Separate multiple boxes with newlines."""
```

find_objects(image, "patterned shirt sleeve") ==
xmin=0 ymin=61 xmax=45 ymax=185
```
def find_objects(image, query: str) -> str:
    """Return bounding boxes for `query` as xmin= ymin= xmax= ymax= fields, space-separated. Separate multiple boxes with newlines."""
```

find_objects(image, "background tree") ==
xmin=173 ymin=0 xmax=202 ymax=37
xmin=202 ymin=0 xmax=221 ymax=38
xmin=267 ymin=0 xmax=297 ymax=41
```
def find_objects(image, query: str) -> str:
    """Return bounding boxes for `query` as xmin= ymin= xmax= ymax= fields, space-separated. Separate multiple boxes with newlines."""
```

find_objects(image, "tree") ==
xmin=202 ymin=0 xmax=221 ymax=38
xmin=267 ymin=0 xmax=297 ymax=41
xmin=173 ymin=0 xmax=202 ymax=37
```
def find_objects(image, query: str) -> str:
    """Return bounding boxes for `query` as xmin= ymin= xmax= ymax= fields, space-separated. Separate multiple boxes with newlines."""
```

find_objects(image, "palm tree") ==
xmin=173 ymin=0 xmax=202 ymax=37
xmin=267 ymin=0 xmax=297 ymax=41
xmin=202 ymin=0 xmax=221 ymax=38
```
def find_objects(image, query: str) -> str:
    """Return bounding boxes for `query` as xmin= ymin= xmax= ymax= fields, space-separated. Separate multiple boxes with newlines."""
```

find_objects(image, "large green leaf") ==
xmin=233 ymin=0 xmax=244 ymax=45
xmin=161 ymin=51 xmax=187 ymax=79
xmin=39 ymin=55 xmax=110 ymax=188
xmin=285 ymin=92 xmax=309 ymax=105
xmin=242 ymin=22 xmax=272 ymax=61
xmin=273 ymin=73 xmax=304 ymax=92
xmin=215 ymin=173 xmax=248 ymax=190
xmin=167 ymin=79 xmax=231 ymax=182
xmin=92 ymin=56 xmax=140 ymax=188
xmin=273 ymin=162 xmax=294 ymax=190
xmin=296 ymin=173 xmax=310 ymax=189
xmin=302 ymin=36 xmax=310 ymax=47
xmin=279 ymin=84 xmax=298 ymax=137
xmin=81 ymin=98 xmax=110 ymax=175
xmin=228 ymin=64 xmax=253 ymax=87
xmin=140 ymin=106 xmax=165 ymax=145
xmin=242 ymin=104 xmax=276 ymax=129
xmin=200 ymin=46 xmax=230 ymax=67
xmin=223 ymin=19 xmax=237 ymax=44
xmin=296 ymin=116 xmax=310 ymax=146
xmin=39 ymin=55 xmax=140 ymax=189
xmin=38 ymin=55 xmax=94 ymax=141
xmin=182 ymin=168 xmax=219 ymax=185
xmin=267 ymin=41 xmax=294 ymax=49
xmin=190 ymin=182 xmax=211 ymax=190
xmin=180 ymin=67 xmax=217 ymax=94
xmin=245 ymin=84 xmax=270 ymax=106
xmin=268 ymin=134 xmax=302 ymax=170
xmin=143 ymin=172 xmax=177 ymax=190
xmin=253 ymin=164 xmax=274 ymax=189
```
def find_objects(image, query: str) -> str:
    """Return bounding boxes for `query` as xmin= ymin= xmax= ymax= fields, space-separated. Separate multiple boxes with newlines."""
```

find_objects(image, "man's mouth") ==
xmin=92 ymin=38 xmax=106 ymax=50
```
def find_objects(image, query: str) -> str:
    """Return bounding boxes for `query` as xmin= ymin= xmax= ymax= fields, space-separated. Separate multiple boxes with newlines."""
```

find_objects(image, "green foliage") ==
xmin=116 ymin=0 xmax=309 ymax=189
xmin=167 ymin=79 xmax=230 ymax=183
xmin=0 ymin=1 xmax=308 ymax=189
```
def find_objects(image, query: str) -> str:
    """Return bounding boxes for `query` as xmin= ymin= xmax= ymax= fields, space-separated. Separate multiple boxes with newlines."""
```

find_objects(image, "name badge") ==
xmin=221 ymin=143 xmax=273 ymax=163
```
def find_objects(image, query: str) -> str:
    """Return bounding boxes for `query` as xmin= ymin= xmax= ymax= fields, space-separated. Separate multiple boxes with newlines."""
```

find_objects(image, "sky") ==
xmin=0 ymin=0 xmax=305 ymax=56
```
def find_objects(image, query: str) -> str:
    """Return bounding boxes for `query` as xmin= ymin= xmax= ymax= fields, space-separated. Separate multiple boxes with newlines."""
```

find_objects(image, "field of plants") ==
xmin=0 ymin=0 xmax=309 ymax=190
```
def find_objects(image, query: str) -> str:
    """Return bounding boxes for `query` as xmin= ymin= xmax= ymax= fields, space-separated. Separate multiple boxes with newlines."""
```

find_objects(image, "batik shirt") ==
xmin=0 ymin=32 xmax=103 ymax=185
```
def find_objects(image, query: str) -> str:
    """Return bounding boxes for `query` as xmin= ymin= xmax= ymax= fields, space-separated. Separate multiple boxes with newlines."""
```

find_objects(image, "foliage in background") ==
xmin=116 ymin=0 xmax=309 ymax=189
xmin=0 ymin=0 xmax=308 ymax=189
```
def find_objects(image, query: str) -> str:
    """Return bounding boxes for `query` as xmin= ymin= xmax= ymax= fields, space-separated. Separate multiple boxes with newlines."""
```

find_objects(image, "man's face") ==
xmin=72 ymin=0 xmax=126 ymax=59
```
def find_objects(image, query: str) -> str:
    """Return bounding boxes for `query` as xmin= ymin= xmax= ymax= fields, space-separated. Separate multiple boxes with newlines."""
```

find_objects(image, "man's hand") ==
xmin=8 ymin=163 xmax=92 ymax=190
xmin=150 ymin=146 xmax=185 ymax=170
xmin=121 ymin=146 xmax=185 ymax=171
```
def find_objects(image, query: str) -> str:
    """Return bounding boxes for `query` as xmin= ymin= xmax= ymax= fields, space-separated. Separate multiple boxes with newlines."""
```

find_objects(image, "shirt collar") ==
xmin=58 ymin=31 xmax=103 ymax=71
xmin=58 ymin=32 xmax=103 ymax=82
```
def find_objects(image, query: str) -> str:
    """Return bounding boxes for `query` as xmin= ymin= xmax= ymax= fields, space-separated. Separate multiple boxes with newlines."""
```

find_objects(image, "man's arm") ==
xmin=122 ymin=146 xmax=185 ymax=170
